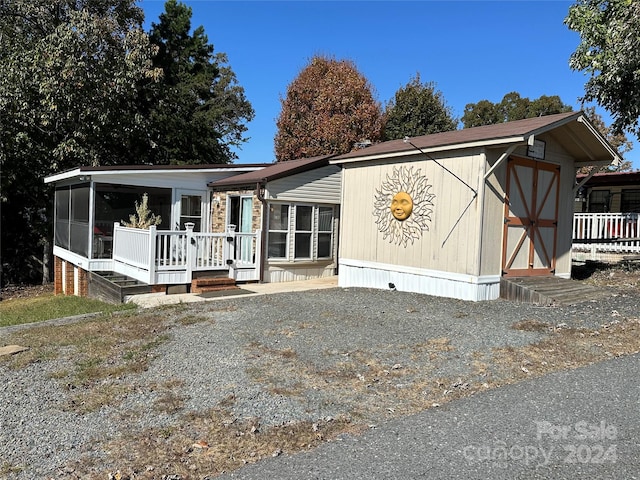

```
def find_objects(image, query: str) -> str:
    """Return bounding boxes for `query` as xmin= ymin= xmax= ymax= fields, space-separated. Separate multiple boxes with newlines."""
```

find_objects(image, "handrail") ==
xmin=573 ymin=213 xmax=640 ymax=253
xmin=112 ymin=223 xmax=260 ymax=284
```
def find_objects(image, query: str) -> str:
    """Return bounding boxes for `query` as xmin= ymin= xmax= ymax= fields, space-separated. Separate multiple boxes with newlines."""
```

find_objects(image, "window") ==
xmin=54 ymin=184 xmax=90 ymax=257
xmin=294 ymin=205 xmax=313 ymax=259
xmin=268 ymin=204 xmax=289 ymax=258
xmin=317 ymin=207 xmax=333 ymax=258
xmin=588 ymin=190 xmax=610 ymax=213
xmin=93 ymin=185 xmax=170 ymax=258
xmin=180 ymin=195 xmax=202 ymax=231
xmin=621 ymin=190 xmax=640 ymax=213
xmin=267 ymin=204 xmax=334 ymax=261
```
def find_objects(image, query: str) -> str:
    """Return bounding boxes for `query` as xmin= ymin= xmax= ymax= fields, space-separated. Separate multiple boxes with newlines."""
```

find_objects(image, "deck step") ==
xmin=191 ymin=276 xmax=238 ymax=294
xmin=89 ymin=272 xmax=151 ymax=304
xmin=500 ymin=276 xmax=612 ymax=306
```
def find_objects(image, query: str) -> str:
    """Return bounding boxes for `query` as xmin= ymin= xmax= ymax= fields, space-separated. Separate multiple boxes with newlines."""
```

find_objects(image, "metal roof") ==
xmin=44 ymin=163 xmax=268 ymax=183
xmin=208 ymin=155 xmax=336 ymax=189
xmin=332 ymin=112 xmax=621 ymax=166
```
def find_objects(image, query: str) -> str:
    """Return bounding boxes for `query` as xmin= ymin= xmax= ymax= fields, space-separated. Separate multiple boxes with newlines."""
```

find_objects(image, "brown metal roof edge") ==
xmin=576 ymin=170 xmax=640 ymax=186
xmin=208 ymin=155 xmax=337 ymax=189
xmin=332 ymin=112 xmax=581 ymax=162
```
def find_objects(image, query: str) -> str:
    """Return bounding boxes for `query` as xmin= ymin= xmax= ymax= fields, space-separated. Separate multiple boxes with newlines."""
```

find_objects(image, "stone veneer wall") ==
xmin=211 ymin=190 xmax=262 ymax=233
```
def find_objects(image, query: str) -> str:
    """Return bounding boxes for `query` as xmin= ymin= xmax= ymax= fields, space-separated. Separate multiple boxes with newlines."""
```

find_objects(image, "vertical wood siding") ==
xmin=339 ymin=151 xmax=484 ymax=276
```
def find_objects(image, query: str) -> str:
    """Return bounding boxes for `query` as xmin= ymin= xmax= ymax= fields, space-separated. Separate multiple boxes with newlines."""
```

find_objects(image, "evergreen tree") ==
xmin=274 ymin=55 xmax=383 ymax=161
xmin=383 ymin=73 xmax=456 ymax=140
xmin=143 ymin=0 xmax=254 ymax=165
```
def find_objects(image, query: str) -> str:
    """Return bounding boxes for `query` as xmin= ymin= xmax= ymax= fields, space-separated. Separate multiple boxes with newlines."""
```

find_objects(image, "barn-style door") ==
xmin=502 ymin=157 xmax=560 ymax=277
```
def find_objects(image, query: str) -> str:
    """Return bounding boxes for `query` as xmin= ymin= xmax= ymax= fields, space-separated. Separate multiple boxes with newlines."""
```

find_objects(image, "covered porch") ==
xmin=45 ymin=164 xmax=267 ymax=298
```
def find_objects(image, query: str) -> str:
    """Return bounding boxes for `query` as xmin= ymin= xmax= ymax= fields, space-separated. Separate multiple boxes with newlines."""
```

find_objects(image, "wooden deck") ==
xmin=500 ymin=276 xmax=612 ymax=306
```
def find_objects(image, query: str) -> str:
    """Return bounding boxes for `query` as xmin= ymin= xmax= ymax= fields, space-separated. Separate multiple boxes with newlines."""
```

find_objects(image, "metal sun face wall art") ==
xmin=373 ymin=166 xmax=435 ymax=247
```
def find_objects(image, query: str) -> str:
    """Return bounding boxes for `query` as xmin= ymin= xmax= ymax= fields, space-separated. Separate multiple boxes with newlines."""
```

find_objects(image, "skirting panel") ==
xmin=338 ymin=260 xmax=500 ymax=302
xmin=266 ymin=264 xmax=336 ymax=283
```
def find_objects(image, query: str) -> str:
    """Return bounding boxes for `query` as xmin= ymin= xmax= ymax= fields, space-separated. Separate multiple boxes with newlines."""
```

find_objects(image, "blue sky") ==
xmin=139 ymin=0 xmax=639 ymax=169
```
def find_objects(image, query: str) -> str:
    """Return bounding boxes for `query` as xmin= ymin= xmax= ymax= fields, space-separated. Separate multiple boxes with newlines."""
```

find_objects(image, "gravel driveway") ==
xmin=1 ymin=285 xmax=639 ymax=478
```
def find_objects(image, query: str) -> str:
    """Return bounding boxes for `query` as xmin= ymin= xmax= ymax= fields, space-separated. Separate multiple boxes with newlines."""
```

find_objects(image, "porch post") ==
xmin=184 ymin=222 xmax=195 ymax=283
xmin=253 ymin=229 xmax=262 ymax=281
xmin=148 ymin=225 xmax=157 ymax=285
xmin=226 ymin=224 xmax=237 ymax=279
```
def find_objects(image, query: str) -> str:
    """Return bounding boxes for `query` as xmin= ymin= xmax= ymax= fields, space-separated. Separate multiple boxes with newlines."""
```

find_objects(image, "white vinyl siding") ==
xmin=266 ymin=166 xmax=341 ymax=204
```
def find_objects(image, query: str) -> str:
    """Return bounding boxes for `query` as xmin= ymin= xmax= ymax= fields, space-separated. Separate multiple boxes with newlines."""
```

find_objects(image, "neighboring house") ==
xmin=572 ymin=171 xmax=640 ymax=262
xmin=574 ymin=171 xmax=640 ymax=213
xmin=45 ymin=163 xmax=267 ymax=299
xmin=208 ymin=155 xmax=341 ymax=283
xmin=331 ymin=112 xmax=621 ymax=301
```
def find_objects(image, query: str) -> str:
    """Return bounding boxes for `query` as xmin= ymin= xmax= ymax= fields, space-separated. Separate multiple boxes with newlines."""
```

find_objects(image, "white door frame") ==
xmin=173 ymin=189 xmax=210 ymax=232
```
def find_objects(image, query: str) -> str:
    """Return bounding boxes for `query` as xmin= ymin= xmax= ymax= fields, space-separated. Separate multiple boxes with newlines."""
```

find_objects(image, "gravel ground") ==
xmin=1 ymin=283 xmax=639 ymax=479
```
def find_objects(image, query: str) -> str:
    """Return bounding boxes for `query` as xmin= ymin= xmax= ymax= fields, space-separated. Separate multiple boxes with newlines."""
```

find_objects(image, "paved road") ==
xmin=220 ymin=354 xmax=640 ymax=480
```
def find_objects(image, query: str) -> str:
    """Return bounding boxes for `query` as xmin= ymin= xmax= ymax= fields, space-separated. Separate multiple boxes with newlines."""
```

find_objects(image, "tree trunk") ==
xmin=42 ymin=238 xmax=51 ymax=285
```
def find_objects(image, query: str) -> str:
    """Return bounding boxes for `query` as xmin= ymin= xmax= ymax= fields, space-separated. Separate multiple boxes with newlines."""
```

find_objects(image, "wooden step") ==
xmin=500 ymin=276 xmax=612 ymax=305
xmin=191 ymin=277 xmax=237 ymax=294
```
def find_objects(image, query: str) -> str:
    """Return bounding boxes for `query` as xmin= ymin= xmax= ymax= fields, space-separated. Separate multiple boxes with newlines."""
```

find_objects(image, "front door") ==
xmin=175 ymin=190 xmax=207 ymax=232
xmin=502 ymin=157 xmax=560 ymax=277
xmin=228 ymin=195 xmax=254 ymax=263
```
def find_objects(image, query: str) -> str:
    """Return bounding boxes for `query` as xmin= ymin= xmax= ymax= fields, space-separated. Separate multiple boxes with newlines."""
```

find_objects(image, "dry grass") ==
xmin=80 ymin=318 xmax=640 ymax=479
xmin=7 ymin=313 xmax=640 ymax=478
xmin=491 ymin=318 xmax=640 ymax=382
xmin=1 ymin=312 xmax=170 ymax=413
xmin=3 ymin=265 xmax=640 ymax=478
xmin=69 ymin=409 xmax=361 ymax=479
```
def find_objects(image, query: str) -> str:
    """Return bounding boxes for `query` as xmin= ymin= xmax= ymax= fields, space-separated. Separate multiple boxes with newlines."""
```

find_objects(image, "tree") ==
xmin=274 ymin=55 xmax=383 ymax=161
xmin=122 ymin=194 xmax=162 ymax=229
xmin=580 ymin=107 xmax=634 ymax=172
xmin=0 ymin=0 xmax=159 ymax=285
xmin=462 ymin=92 xmax=632 ymax=173
xmin=461 ymin=92 xmax=573 ymax=128
xmin=565 ymin=0 xmax=640 ymax=139
xmin=383 ymin=73 xmax=456 ymax=141
xmin=143 ymin=0 xmax=254 ymax=165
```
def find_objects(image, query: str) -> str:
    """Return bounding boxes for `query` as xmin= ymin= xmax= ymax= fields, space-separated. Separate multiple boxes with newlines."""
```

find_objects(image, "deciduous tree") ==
xmin=0 ymin=0 xmax=159 ymax=285
xmin=383 ymin=73 xmax=456 ymax=141
xmin=565 ymin=0 xmax=640 ymax=139
xmin=461 ymin=92 xmax=572 ymax=127
xmin=274 ymin=55 xmax=383 ymax=161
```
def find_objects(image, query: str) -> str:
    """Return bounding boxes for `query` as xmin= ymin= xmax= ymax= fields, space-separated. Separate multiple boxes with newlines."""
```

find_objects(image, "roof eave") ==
xmin=331 ymin=137 xmax=527 ymax=165
xmin=44 ymin=164 xmax=266 ymax=184
xmin=576 ymin=115 xmax=623 ymax=166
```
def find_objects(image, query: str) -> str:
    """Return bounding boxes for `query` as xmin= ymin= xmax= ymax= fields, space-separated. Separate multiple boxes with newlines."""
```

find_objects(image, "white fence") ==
xmin=112 ymin=223 xmax=261 ymax=284
xmin=572 ymin=213 xmax=640 ymax=259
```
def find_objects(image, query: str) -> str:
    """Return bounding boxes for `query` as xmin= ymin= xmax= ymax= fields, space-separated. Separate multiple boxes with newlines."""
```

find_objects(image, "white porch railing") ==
xmin=573 ymin=213 xmax=640 ymax=256
xmin=112 ymin=223 xmax=261 ymax=285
